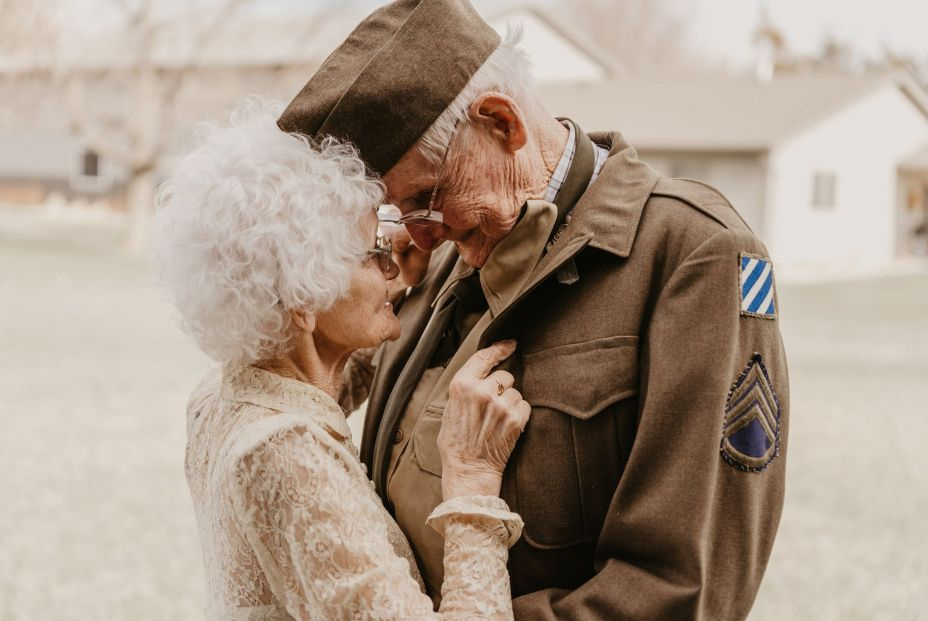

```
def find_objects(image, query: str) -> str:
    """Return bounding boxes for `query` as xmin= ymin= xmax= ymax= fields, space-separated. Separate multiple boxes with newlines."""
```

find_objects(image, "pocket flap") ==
xmin=522 ymin=336 xmax=639 ymax=419
xmin=412 ymin=406 xmax=444 ymax=477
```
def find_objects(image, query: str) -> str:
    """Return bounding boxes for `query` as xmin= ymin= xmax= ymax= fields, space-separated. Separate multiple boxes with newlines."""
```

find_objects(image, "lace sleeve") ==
xmin=428 ymin=496 xmax=523 ymax=619
xmin=337 ymin=346 xmax=377 ymax=413
xmin=229 ymin=423 xmax=522 ymax=620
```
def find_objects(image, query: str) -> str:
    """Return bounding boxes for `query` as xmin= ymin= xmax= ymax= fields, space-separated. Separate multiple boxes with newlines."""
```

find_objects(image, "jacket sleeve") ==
xmin=513 ymin=228 xmax=789 ymax=620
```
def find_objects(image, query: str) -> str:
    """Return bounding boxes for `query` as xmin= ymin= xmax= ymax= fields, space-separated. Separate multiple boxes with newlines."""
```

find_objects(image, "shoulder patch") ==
xmin=739 ymin=253 xmax=776 ymax=319
xmin=721 ymin=354 xmax=781 ymax=473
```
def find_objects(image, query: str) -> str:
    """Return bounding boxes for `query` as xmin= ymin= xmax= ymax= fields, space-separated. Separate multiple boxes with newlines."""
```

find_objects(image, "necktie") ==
xmin=429 ymin=271 xmax=487 ymax=368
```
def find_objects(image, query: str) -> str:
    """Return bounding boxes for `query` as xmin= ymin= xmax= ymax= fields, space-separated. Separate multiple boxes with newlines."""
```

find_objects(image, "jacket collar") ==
xmin=570 ymin=131 xmax=660 ymax=259
xmin=514 ymin=131 xmax=658 ymax=298
xmin=557 ymin=132 xmax=660 ymax=257
xmin=508 ymin=131 xmax=659 ymax=297
xmin=475 ymin=132 xmax=658 ymax=346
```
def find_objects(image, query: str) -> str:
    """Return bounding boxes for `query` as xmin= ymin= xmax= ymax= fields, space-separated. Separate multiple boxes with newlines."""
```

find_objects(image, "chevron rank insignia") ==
xmin=721 ymin=354 xmax=781 ymax=472
xmin=739 ymin=253 xmax=776 ymax=319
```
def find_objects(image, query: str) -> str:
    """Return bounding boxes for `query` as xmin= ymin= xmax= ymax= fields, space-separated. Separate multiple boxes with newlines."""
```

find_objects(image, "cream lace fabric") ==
xmin=185 ymin=364 xmax=522 ymax=621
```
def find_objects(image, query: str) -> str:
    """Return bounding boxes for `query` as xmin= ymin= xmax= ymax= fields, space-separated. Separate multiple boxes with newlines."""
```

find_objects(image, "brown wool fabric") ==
xmin=277 ymin=0 xmax=500 ymax=175
xmin=359 ymin=130 xmax=790 ymax=619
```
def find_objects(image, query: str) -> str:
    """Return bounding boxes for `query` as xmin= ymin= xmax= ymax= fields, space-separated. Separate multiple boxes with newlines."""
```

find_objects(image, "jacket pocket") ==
xmin=412 ymin=405 xmax=444 ymax=477
xmin=521 ymin=335 xmax=639 ymax=419
xmin=514 ymin=335 xmax=639 ymax=548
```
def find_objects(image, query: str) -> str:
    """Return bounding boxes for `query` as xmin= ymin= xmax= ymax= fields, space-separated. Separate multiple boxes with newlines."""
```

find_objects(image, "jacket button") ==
xmin=393 ymin=429 xmax=404 ymax=444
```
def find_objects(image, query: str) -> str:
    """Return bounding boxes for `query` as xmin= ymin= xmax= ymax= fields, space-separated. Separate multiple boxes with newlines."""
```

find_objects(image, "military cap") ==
xmin=278 ymin=0 xmax=500 ymax=175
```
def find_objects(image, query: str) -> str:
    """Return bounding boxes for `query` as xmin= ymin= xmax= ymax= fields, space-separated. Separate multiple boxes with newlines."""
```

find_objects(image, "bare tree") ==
xmin=2 ymin=0 xmax=353 ymax=252
xmin=872 ymin=46 xmax=928 ymax=88
xmin=1 ymin=1 xmax=51 ymax=54
xmin=59 ymin=0 xmax=257 ymax=252
xmin=0 ymin=0 xmax=58 ymax=124
xmin=561 ymin=0 xmax=701 ymax=71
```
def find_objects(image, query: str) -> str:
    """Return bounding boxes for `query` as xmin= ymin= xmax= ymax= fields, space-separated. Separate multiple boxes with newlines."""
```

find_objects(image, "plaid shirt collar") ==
xmin=543 ymin=122 xmax=609 ymax=204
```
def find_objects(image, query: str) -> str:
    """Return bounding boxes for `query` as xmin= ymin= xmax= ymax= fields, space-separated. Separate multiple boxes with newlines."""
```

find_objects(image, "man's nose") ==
xmin=406 ymin=223 xmax=445 ymax=251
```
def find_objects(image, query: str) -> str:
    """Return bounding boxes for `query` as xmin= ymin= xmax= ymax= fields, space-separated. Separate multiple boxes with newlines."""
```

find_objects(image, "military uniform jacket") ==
xmin=352 ymin=131 xmax=789 ymax=620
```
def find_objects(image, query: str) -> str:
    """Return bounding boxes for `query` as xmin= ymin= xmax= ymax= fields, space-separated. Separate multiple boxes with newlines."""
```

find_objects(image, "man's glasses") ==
xmin=379 ymin=119 xmax=461 ymax=226
xmin=367 ymin=234 xmax=400 ymax=280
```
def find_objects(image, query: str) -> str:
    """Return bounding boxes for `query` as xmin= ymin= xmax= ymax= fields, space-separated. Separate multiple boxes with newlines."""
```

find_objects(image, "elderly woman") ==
xmin=155 ymin=103 xmax=531 ymax=620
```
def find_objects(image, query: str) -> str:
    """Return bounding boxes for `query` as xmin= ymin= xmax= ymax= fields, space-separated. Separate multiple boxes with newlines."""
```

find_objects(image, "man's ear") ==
xmin=469 ymin=92 xmax=527 ymax=153
xmin=289 ymin=308 xmax=316 ymax=333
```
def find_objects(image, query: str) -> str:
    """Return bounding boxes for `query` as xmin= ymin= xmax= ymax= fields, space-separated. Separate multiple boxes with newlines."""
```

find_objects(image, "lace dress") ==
xmin=185 ymin=364 xmax=523 ymax=621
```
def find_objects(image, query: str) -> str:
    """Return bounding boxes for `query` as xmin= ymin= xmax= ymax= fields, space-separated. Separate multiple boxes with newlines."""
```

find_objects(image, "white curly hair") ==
xmin=154 ymin=100 xmax=384 ymax=364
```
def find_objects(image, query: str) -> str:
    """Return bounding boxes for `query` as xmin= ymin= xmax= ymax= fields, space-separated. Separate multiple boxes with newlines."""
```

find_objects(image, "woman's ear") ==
xmin=468 ymin=92 xmax=528 ymax=153
xmin=289 ymin=308 xmax=316 ymax=333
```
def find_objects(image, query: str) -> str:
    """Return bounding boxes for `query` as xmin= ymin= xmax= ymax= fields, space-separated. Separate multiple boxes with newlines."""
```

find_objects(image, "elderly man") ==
xmin=279 ymin=0 xmax=789 ymax=619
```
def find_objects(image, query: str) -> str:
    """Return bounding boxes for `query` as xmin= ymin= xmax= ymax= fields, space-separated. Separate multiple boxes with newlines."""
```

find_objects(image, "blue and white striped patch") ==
xmin=739 ymin=253 xmax=776 ymax=319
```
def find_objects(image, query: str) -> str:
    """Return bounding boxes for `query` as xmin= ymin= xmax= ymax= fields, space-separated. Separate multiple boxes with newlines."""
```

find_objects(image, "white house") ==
xmin=487 ymin=5 xmax=621 ymax=83
xmin=5 ymin=3 xmax=928 ymax=272
xmin=0 ymin=2 xmax=615 ymax=209
xmin=0 ymin=6 xmax=370 ymax=208
xmin=538 ymin=72 xmax=928 ymax=272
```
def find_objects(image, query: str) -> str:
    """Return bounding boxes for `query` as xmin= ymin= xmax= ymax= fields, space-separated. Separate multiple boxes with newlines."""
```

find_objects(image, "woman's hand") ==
xmin=438 ymin=340 xmax=531 ymax=500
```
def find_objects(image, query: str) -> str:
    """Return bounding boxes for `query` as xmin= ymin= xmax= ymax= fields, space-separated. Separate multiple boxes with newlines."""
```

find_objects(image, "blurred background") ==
xmin=1 ymin=0 xmax=926 ymax=619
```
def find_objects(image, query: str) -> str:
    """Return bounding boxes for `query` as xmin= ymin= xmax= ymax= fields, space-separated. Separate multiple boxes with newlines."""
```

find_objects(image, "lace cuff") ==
xmin=426 ymin=495 xmax=523 ymax=548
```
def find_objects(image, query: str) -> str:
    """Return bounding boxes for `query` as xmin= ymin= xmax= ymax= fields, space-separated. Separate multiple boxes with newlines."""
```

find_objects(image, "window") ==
xmin=71 ymin=147 xmax=112 ymax=193
xmin=811 ymin=172 xmax=836 ymax=210
xmin=82 ymin=150 xmax=99 ymax=177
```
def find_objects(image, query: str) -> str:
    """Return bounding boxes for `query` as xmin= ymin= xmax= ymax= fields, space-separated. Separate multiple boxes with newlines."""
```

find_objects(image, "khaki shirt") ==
xmin=386 ymin=201 xmax=557 ymax=599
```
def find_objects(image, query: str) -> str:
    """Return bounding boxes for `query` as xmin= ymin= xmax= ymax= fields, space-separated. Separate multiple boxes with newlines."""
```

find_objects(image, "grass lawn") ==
xmin=1 ymin=210 xmax=925 ymax=620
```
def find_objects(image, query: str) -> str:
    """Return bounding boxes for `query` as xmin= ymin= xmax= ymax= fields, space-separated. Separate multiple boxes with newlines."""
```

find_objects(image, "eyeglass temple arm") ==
xmin=377 ymin=209 xmax=444 ymax=224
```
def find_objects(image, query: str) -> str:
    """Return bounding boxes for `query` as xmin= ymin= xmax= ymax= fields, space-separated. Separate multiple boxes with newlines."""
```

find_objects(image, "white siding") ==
xmin=639 ymin=151 xmax=768 ymax=238
xmin=767 ymin=84 xmax=928 ymax=270
xmin=489 ymin=11 xmax=606 ymax=83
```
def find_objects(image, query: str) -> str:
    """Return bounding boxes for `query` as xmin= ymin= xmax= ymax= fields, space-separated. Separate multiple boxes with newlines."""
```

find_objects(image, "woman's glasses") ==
xmin=367 ymin=235 xmax=400 ymax=280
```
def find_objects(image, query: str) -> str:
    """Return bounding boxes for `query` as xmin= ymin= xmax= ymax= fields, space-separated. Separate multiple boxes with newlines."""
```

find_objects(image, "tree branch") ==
xmin=159 ymin=0 xmax=251 ymax=107
xmin=63 ymin=76 xmax=135 ymax=166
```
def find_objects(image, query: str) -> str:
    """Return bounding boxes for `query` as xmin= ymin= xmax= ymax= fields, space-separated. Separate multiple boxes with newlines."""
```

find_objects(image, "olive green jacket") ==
xmin=346 ymin=131 xmax=789 ymax=620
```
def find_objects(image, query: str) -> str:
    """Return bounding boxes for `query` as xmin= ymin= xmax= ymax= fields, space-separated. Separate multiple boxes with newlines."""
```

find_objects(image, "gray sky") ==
xmin=51 ymin=0 xmax=928 ymax=68
xmin=691 ymin=0 xmax=928 ymax=68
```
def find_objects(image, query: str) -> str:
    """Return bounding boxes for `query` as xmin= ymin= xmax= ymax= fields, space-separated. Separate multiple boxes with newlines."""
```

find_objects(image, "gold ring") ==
xmin=495 ymin=378 xmax=505 ymax=396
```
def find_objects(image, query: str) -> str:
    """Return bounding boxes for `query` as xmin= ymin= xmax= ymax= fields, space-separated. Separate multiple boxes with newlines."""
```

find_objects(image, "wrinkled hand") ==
xmin=438 ymin=340 xmax=531 ymax=500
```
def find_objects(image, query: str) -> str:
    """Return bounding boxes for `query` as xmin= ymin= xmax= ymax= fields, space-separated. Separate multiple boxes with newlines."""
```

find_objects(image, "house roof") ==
xmin=900 ymin=144 xmax=928 ymax=172
xmin=487 ymin=4 xmax=623 ymax=80
xmin=537 ymin=71 xmax=928 ymax=152
xmin=0 ymin=6 xmax=369 ymax=73
xmin=2 ymin=1 xmax=623 ymax=80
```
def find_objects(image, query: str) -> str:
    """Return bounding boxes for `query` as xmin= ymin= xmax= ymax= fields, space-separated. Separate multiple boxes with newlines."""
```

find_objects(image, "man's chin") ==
xmin=454 ymin=238 xmax=493 ymax=268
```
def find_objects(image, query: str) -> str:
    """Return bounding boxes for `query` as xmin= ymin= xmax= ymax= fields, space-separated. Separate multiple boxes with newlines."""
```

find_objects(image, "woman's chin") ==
xmin=384 ymin=314 xmax=402 ymax=342
xmin=370 ymin=307 xmax=401 ymax=344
